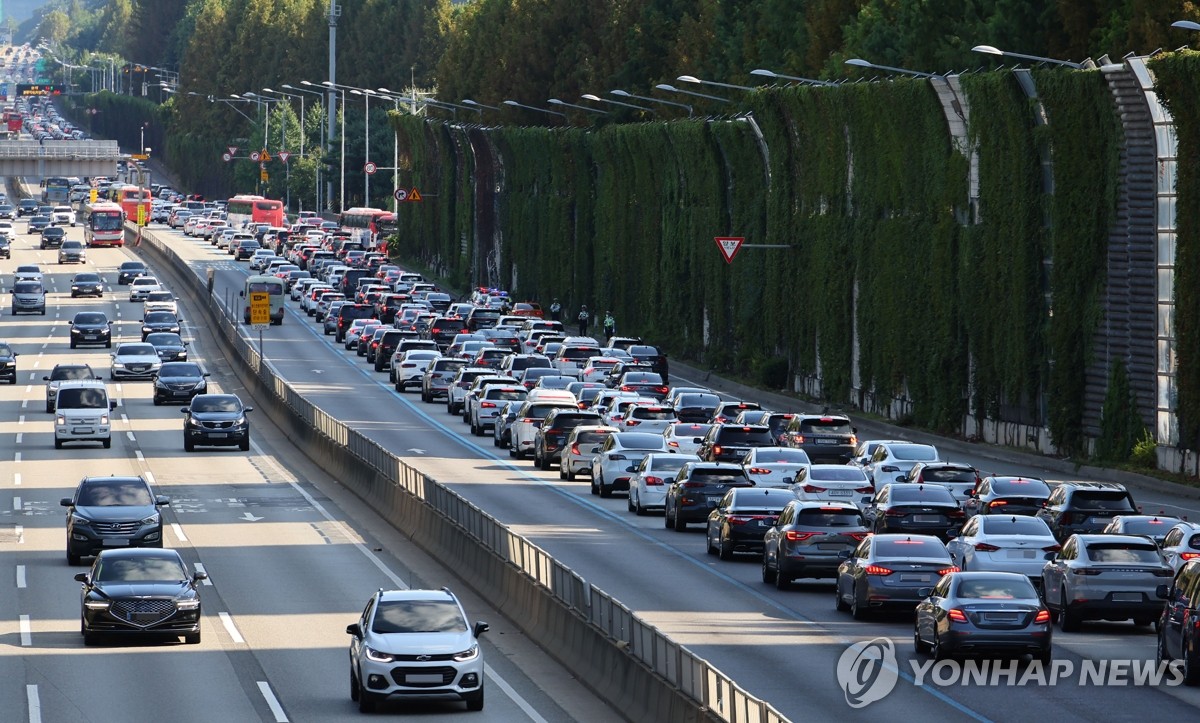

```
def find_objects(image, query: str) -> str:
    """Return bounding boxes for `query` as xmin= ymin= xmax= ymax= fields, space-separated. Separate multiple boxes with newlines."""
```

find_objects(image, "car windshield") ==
xmin=78 ymin=480 xmax=152 ymax=506
xmin=120 ymin=263 xmax=145 ymax=271
xmin=980 ymin=517 xmax=1051 ymax=536
xmin=1073 ymin=491 xmax=1136 ymax=511
xmin=1084 ymin=543 xmax=1163 ymax=564
xmin=52 ymin=366 xmax=93 ymax=381
xmin=160 ymin=363 xmax=202 ymax=376
xmin=13 ymin=282 xmax=40 ymax=293
xmin=73 ymin=313 xmax=107 ymax=324
xmin=56 ymin=388 xmax=107 ymax=408
xmin=191 ymin=396 xmax=241 ymax=413
xmin=372 ymin=599 xmax=467 ymax=634
xmin=874 ymin=539 xmax=950 ymax=559
xmin=146 ymin=292 xmax=173 ymax=301
xmin=96 ymin=556 xmax=187 ymax=582
xmin=0 ymin=344 xmax=11 ymax=356
xmin=144 ymin=312 xmax=177 ymax=323
xmin=955 ymin=577 xmax=1038 ymax=600
xmin=118 ymin=344 xmax=156 ymax=356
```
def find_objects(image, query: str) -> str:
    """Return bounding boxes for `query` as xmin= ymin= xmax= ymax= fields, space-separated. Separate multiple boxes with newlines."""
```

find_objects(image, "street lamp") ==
xmin=284 ymin=83 xmax=329 ymax=209
xmin=502 ymin=100 xmax=566 ymax=118
xmin=653 ymin=83 xmax=731 ymax=103
xmin=970 ymin=45 xmax=1087 ymax=69
xmin=611 ymin=89 xmax=691 ymax=117
xmin=845 ymin=58 xmax=941 ymax=79
xmin=263 ymin=87 xmax=307 ymax=158
xmin=1174 ymin=20 xmax=1200 ymax=32
xmin=350 ymin=88 xmax=377 ymax=206
xmin=373 ymin=90 xmax=423 ymax=212
xmin=302 ymin=79 xmax=340 ymax=211
xmin=309 ymin=80 xmax=348 ymax=212
xmin=676 ymin=74 xmax=755 ymax=91
xmin=581 ymin=93 xmax=653 ymax=113
xmin=547 ymin=98 xmax=608 ymax=115
xmin=748 ymin=68 xmax=837 ymax=87
xmin=462 ymin=99 xmax=501 ymax=113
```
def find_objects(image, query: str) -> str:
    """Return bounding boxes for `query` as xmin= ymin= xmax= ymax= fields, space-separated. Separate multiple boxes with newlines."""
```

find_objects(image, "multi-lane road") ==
xmin=0 ymin=197 xmax=618 ymax=722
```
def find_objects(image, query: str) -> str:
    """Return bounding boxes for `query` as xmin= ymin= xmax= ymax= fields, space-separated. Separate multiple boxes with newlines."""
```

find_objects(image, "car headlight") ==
xmin=55 ymin=415 xmax=65 ymax=426
xmin=142 ymin=326 xmax=152 ymax=334
xmin=176 ymin=598 xmax=200 ymax=610
xmin=453 ymin=645 xmax=480 ymax=662
xmin=71 ymin=513 xmax=93 ymax=525
xmin=188 ymin=418 xmax=203 ymax=427
xmin=140 ymin=513 xmax=160 ymax=525
xmin=84 ymin=599 xmax=111 ymax=610
xmin=100 ymin=414 xmax=109 ymax=425
xmin=363 ymin=646 xmax=396 ymax=663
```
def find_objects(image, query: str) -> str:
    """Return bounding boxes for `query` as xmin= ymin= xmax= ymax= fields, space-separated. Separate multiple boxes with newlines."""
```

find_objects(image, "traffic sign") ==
xmin=221 ymin=152 xmax=232 ymax=162
xmin=136 ymin=205 xmax=148 ymax=226
xmin=88 ymin=189 xmax=97 ymax=203
xmin=130 ymin=153 xmax=149 ymax=160
xmin=250 ymin=151 xmax=260 ymax=161
xmin=714 ymin=236 xmax=745 ymax=264
xmin=393 ymin=188 xmax=408 ymax=202
xmin=408 ymin=187 xmax=422 ymax=201
xmin=260 ymin=169 xmax=269 ymax=182
xmin=364 ymin=161 xmax=377 ymax=175
xmin=259 ymin=149 xmax=271 ymax=162
xmin=278 ymin=151 xmax=290 ymax=163
xmin=249 ymin=291 xmax=270 ymax=326
xmin=227 ymin=146 xmax=238 ymax=156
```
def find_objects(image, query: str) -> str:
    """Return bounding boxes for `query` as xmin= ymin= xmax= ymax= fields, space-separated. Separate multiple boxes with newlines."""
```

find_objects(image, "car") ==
xmin=709 ymin=400 xmax=760 ymax=425
xmin=697 ymin=424 xmax=776 ymax=463
xmin=945 ymin=515 xmax=1061 ymax=584
xmin=620 ymin=403 xmax=677 ymax=433
xmin=1157 ymin=559 xmax=1200 ymax=684
xmin=1042 ymin=533 xmax=1173 ymax=631
xmin=914 ymin=572 xmax=1052 ymax=662
xmin=152 ymin=361 xmax=209 ymax=404
xmin=109 ymin=342 xmax=162 ymax=380
xmin=662 ymin=422 xmax=713 ymax=456
xmin=428 ymin=315 xmax=468 ymax=348
xmin=11 ymin=279 xmax=45 ymax=315
xmin=445 ymin=367 xmax=498 ymax=415
xmin=17 ymin=198 xmax=37 ymax=216
xmin=13 ymin=264 xmax=43 ymax=283
xmin=963 ymin=476 xmax=1052 ymax=518
xmin=0 ymin=235 xmax=9 ymax=259
xmin=628 ymin=452 xmax=699 ymax=514
xmin=322 ymin=300 xmax=348 ymax=331
xmin=392 ymin=350 xmax=442 ymax=391
xmin=734 ymin=410 xmax=795 ymax=446
xmin=789 ymin=464 xmax=875 ymax=507
xmin=142 ymin=290 xmax=179 ymax=315
xmin=498 ymin=353 xmax=552 ymax=378
xmin=68 ymin=311 xmax=113 ymax=349
xmin=44 ymin=363 xmax=98 ymax=412
xmin=836 ymin=533 xmax=958 ymax=619
xmin=27 ymin=213 xmax=50 ymax=234
xmin=117 ymin=261 xmax=147 ymax=284
xmin=53 ymin=379 xmax=116 ymax=448
xmin=783 ymin=414 xmax=860 ymax=464
xmin=128 ymin=276 xmax=163 ymax=301
xmin=1161 ymin=522 xmax=1200 ymax=573
xmin=140 ymin=311 xmax=181 ymax=341
xmin=182 ymin=393 xmax=253 ymax=451
xmin=60 ymin=475 xmax=170 ymax=565
xmin=586 ymin=431 xmax=671 ymax=496
xmin=739 ymin=446 xmax=812 ymax=488
xmin=54 ymin=235 xmax=84 ymax=261
xmin=346 ymin=588 xmax=488 ymax=712
xmin=861 ymin=442 xmax=941 ymax=487
xmin=762 ymin=500 xmax=871 ymax=589
xmin=51 ymin=204 xmax=76 ymax=226
xmin=705 ymin=487 xmax=794 ymax=560
xmin=1100 ymin=514 xmax=1181 ymax=546
xmin=0 ymin=342 xmax=17 ymax=384
xmin=69 ymin=272 xmax=104 ymax=298
xmin=335 ymin=303 xmax=376 ymax=343
xmin=468 ymin=385 xmax=527 ymax=436
xmin=0 ymin=203 xmax=14 ymax=220
xmin=863 ymin=483 xmax=965 ymax=539
xmin=664 ymin=462 xmax=753 ymax=530
xmin=75 ymin=548 xmax=204 ymax=645
xmin=901 ymin=462 xmax=980 ymax=504
xmin=343 ymin=319 xmax=379 ymax=350
xmin=144 ymin=332 xmax=189 ymax=362
xmin=492 ymin=400 xmax=522 ymax=450
xmin=532 ymin=408 xmax=603 ymax=470
xmin=1036 ymin=481 xmax=1139 ymax=542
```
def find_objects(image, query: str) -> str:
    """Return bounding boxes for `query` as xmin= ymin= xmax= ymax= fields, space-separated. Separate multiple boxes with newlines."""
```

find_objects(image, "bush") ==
xmin=1130 ymin=430 xmax=1158 ymax=469
xmin=758 ymin=357 xmax=790 ymax=390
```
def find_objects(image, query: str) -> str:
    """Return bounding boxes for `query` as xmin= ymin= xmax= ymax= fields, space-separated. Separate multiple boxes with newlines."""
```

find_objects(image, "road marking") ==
xmin=145 ymin=471 xmax=156 ymax=486
xmin=13 ymin=473 xmax=20 ymax=486
xmin=19 ymin=615 xmax=30 ymax=646
xmin=12 ymin=496 xmax=20 ymax=511
xmin=193 ymin=562 xmax=212 ymax=585
xmin=13 ymin=452 xmax=19 ymax=463
xmin=239 ymin=512 xmax=264 ymax=522
xmin=24 ymin=383 xmax=31 ymax=391
xmin=135 ymin=450 xmax=144 ymax=462
xmin=15 ymin=525 xmax=22 ymax=543
xmin=218 ymin=612 xmax=245 ymax=643
xmin=27 ymin=684 xmax=40 ymax=723
xmin=20 ymin=399 xmax=26 ymax=409
xmin=14 ymin=433 xmax=20 ymax=445
xmin=120 ymin=413 xmax=129 ymax=424
xmin=126 ymin=431 xmax=135 ymax=441
xmin=256 ymin=681 xmax=289 ymax=722
xmin=17 ymin=416 xmax=24 ymax=425
xmin=16 ymin=565 xmax=26 ymax=588
xmin=171 ymin=522 xmax=188 ymax=542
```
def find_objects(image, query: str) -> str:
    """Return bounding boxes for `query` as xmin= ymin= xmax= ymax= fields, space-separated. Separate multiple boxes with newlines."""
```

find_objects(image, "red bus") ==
xmin=108 ymin=184 xmax=152 ymax=225
xmin=227 ymin=194 xmax=286 ymax=229
xmin=84 ymin=201 xmax=125 ymax=247
xmin=339 ymin=207 xmax=391 ymax=252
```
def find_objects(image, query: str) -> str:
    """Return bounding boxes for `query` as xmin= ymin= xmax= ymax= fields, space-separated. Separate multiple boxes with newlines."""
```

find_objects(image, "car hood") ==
xmin=74 ymin=504 xmax=156 ymax=522
xmin=158 ymin=373 xmax=202 ymax=384
xmin=115 ymin=354 xmax=161 ymax=364
xmin=73 ymin=323 xmax=109 ymax=332
xmin=93 ymin=581 xmax=190 ymax=599
xmin=189 ymin=410 xmax=244 ymax=422
xmin=368 ymin=629 xmax=475 ymax=655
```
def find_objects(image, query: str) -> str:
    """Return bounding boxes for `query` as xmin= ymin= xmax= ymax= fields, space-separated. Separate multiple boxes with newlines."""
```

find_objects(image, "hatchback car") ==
xmin=762 ymin=501 xmax=870 ymax=589
xmin=662 ymin=422 xmax=713 ymax=456
xmin=664 ymin=462 xmax=753 ymax=530
xmin=628 ymin=453 xmax=699 ymax=514
xmin=75 ymin=548 xmax=204 ymax=645
xmin=69 ymin=311 xmax=112 ymax=349
xmin=152 ymin=362 xmax=209 ymax=405
xmin=861 ymin=442 xmax=941 ymax=487
xmin=1101 ymin=514 xmax=1182 ymax=546
xmin=590 ymin=431 xmax=670 ymax=497
xmin=61 ymin=475 xmax=170 ymax=565
xmin=836 ymin=534 xmax=958 ymax=619
xmin=914 ymin=572 xmax=1051 ymax=662
xmin=347 ymin=588 xmax=488 ymax=712
xmin=706 ymin=487 xmax=794 ymax=559
xmin=182 ymin=394 xmax=253 ymax=451
xmin=1042 ymin=533 xmax=1173 ymax=631
xmin=964 ymin=476 xmax=1052 ymax=518
xmin=69 ymin=272 xmax=104 ymax=298
xmin=698 ymin=424 xmax=776 ymax=463
xmin=110 ymin=342 xmax=162 ymax=380
xmin=864 ymin=483 xmax=964 ymax=539
xmin=1161 ymin=522 xmax=1200 ymax=573
xmin=945 ymin=515 xmax=1061 ymax=582
xmin=533 ymin=409 xmax=603 ymax=470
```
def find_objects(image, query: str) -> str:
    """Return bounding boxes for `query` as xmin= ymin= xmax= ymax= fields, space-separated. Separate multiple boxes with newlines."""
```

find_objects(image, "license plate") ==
xmin=1089 ymin=517 xmax=1111 ymax=525
xmin=913 ymin=515 xmax=942 ymax=523
xmin=1112 ymin=592 xmax=1142 ymax=602
xmin=901 ymin=574 xmax=930 ymax=582
xmin=827 ymin=489 xmax=853 ymax=497
xmin=405 ymin=674 xmax=443 ymax=684
xmin=208 ymin=433 xmax=228 ymax=439
xmin=102 ymin=538 xmax=130 ymax=546
xmin=984 ymin=613 xmax=1019 ymax=622
xmin=84 ymin=335 xmax=97 ymax=339
xmin=818 ymin=544 xmax=846 ymax=551
xmin=72 ymin=427 xmax=94 ymax=435
xmin=817 ymin=439 xmax=840 ymax=444
xmin=707 ymin=496 xmax=721 ymax=505
xmin=1006 ymin=550 xmax=1037 ymax=559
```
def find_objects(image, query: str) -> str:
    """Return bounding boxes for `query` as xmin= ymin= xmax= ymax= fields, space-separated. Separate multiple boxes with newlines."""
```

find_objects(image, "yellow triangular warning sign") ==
xmin=408 ymin=188 xmax=422 ymax=201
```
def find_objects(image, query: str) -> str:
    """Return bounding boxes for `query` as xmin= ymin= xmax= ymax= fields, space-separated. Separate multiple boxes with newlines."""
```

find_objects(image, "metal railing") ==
xmin=0 ymin=140 xmax=121 ymax=159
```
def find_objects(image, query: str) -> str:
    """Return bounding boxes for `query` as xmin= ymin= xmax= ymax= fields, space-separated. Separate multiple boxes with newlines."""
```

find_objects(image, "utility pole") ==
xmin=326 ymin=0 xmax=340 ymax=214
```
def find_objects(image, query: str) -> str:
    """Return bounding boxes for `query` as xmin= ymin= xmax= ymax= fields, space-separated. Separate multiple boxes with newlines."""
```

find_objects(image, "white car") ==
xmin=790 ymin=464 xmax=875 ymax=507
xmin=51 ymin=205 xmax=76 ymax=226
xmin=945 ymin=515 xmax=1060 ymax=582
xmin=109 ymin=342 xmax=162 ymax=380
xmin=248 ymin=249 xmax=277 ymax=270
xmin=1161 ymin=522 xmax=1200 ymax=573
xmin=740 ymin=446 xmax=812 ymax=488
xmin=0 ymin=220 xmax=14 ymax=239
xmin=292 ymin=277 xmax=320 ymax=301
xmin=662 ymin=422 xmax=713 ymax=456
xmin=559 ymin=424 xmax=618 ymax=480
xmin=861 ymin=441 xmax=940 ymax=487
xmin=508 ymin=399 xmax=578 ymax=459
xmin=601 ymin=396 xmax=658 ymax=427
xmin=142 ymin=290 xmax=179 ymax=315
xmin=589 ymin=432 xmax=669 ymax=497
xmin=468 ymin=383 xmax=526 ymax=435
xmin=620 ymin=403 xmax=677 ymax=433
xmin=391 ymin=350 xmax=441 ymax=391
xmin=580 ymin=356 xmax=624 ymax=384
xmin=128 ymin=276 xmax=162 ymax=301
xmin=629 ymin=453 xmax=700 ymax=514
xmin=14 ymin=264 xmax=43 ymax=283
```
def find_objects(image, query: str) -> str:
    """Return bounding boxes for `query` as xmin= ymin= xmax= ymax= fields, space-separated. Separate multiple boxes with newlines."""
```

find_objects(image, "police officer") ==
xmin=603 ymin=311 xmax=615 ymax=341
xmin=550 ymin=298 xmax=562 ymax=321
xmin=577 ymin=305 xmax=590 ymax=336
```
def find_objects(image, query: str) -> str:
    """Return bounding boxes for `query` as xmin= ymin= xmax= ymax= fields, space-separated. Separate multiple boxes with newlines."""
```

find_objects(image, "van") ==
xmin=11 ymin=280 xmax=45 ymax=315
xmin=241 ymin=274 xmax=285 ymax=325
xmin=54 ymin=379 xmax=116 ymax=448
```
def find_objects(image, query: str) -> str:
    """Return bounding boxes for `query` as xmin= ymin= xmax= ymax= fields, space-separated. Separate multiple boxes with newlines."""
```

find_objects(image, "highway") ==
xmin=0 ymin=199 xmax=618 ymax=721
xmin=145 ymin=221 xmax=1200 ymax=721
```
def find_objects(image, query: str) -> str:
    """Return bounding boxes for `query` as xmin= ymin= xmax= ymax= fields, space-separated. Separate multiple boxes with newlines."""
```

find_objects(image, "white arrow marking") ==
xmin=407 ymin=448 xmax=426 ymax=455
xmin=239 ymin=512 xmax=264 ymax=522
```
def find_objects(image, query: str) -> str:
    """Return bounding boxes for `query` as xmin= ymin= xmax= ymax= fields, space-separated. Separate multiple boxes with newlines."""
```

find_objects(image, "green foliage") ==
xmin=1096 ymin=359 xmax=1147 ymax=463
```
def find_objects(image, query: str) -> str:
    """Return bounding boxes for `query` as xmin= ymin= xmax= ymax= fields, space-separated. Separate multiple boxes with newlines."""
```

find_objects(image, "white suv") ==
xmin=347 ymin=588 xmax=488 ymax=713
xmin=53 ymin=380 xmax=115 ymax=449
xmin=51 ymin=205 xmax=76 ymax=226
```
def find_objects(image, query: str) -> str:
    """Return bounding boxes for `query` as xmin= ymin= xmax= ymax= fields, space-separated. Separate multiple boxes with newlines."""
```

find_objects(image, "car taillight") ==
xmin=938 ymin=566 xmax=960 ymax=576
xmin=847 ymin=532 xmax=871 ymax=541
xmin=947 ymin=509 xmax=965 ymax=518
xmin=988 ymin=500 xmax=1007 ymax=508
xmin=657 ymin=386 xmax=669 ymax=394
xmin=884 ymin=509 xmax=907 ymax=517
xmin=785 ymin=531 xmax=817 ymax=542
xmin=643 ymin=476 xmax=664 ymax=486
xmin=1034 ymin=610 xmax=1051 ymax=624
xmin=864 ymin=565 xmax=893 ymax=576
xmin=608 ymin=454 xmax=627 ymax=461
xmin=727 ymin=515 xmax=753 ymax=526
xmin=973 ymin=543 xmax=1000 ymax=552
xmin=802 ymin=484 xmax=827 ymax=493
xmin=625 ymin=419 xmax=639 ymax=426
xmin=1181 ymin=552 xmax=1200 ymax=561
xmin=682 ymin=481 xmax=706 ymax=489
xmin=1154 ymin=568 xmax=1176 ymax=577
xmin=947 ymin=608 xmax=969 ymax=623
xmin=520 ymin=417 xmax=537 ymax=423
xmin=480 ymin=402 xmax=497 ymax=408
xmin=748 ymin=468 xmax=772 ymax=475
xmin=854 ymin=485 xmax=874 ymax=493
xmin=1071 ymin=568 xmax=1102 ymax=576
xmin=620 ymin=385 xmax=632 ymax=392
xmin=1042 ymin=544 xmax=1062 ymax=553
xmin=570 ymin=443 xmax=580 ymax=455
xmin=667 ymin=441 xmax=679 ymax=448
xmin=432 ymin=327 xmax=440 ymax=334
xmin=793 ymin=434 xmax=805 ymax=444
xmin=713 ymin=445 xmax=723 ymax=456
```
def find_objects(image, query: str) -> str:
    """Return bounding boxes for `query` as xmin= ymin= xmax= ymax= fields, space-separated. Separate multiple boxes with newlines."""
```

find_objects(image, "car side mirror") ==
xmin=838 ymin=549 xmax=852 ymax=559
xmin=917 ymin=587 xmax=932 ymax=598
xmin=193 ymin=571 xmax=208 ymax=582
xmin=244 ymin=407 xmax=254 ymax=413
xmin=180 ymin=408 xmax=190 ymax=414
xmin=896 ymin=474 xmax=908 ymax=483
xmin=346 ymin=622 xmax=362 ymax=637
xmin=73 ymin=573 xmax=88 ymax=583
xmin=109 ymin=401 xmax=117 ymax=410
xmin=946 ymin=528 xmax=960 ymax=539
xmin=1044 ymin=552 xmax=1058 ymax=561
xmin=203 ymin=373 xmax=211 ymax=377
xmin=42 ymin=375 xmax=49 ymax=381
xmin=157 ymin=496 xmax=171 ymax=506
xmin=60 ymin=497 xmax=73 ymax=507
xmin=473 ymin=621 xmax=490 ymax=637
xmin=239 ymin=290 xmax=245 ymax=297
xmin=1157 ymin=584 xmax=1172 ymax=600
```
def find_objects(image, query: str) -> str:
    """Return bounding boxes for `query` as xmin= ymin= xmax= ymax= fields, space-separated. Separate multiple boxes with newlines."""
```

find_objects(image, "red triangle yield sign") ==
xmin=278 ymin=151 xmax=290 ymax=163
xmin=227 ymin=146 xmax=238 ymax=156
xmin=714 ymin=236 xmax=744 ymax=264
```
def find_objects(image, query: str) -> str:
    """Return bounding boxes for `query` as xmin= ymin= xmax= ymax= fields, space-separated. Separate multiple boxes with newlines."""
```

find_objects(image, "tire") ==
xmin=83 ymin=628 xmax=98 ymax=646
xmin=599 ymin=475 xmax=612 ymax=498
xmin=102 ymin=437 xmax=111 ymax=449
xmin=70 ymin=341 xmax=76 ymax=349
xmin=184 ymin=439 xmax=194 ymax=452
xmin=835 ymin=581 xmax=850 ymax=612
xmin=67 ymin=547 xmax=81 ymax=566
xmin=565 ymin=465 xmax=576 ymax=481
xmin=634 ymin=495 xmax=646 ymax=516
xmin=774 ymin=565 xmax=791 ymax=590
xmin=153 ymin=397 xmax=161 ymax=406
xmin=665 ymin=506 xmax=674 ymax=529
xmin=54 ymin=438 xmax=63 ymax=449
xmin=705 ymin=530 xmax=717 ymax=555
xmin=718 ymin=535 xmax=734 ymax=561
xmin=350 ymin=670 xmax=360 ymax=702
xmin=627 ymin=494 xmax=636 ymax=513
xmin=1184 ymin=642 xmax=1200 ymax=686
xmin=46 ymin=403 xmax=53 ymax=413
xmin=538 ymin=450 xmax=551 ymax=471
xmin=240 ymin=436 xmax=250 ymax=452
xmin=1058 ymin=592 xmax=1080 ymax=632
xmin=1157 ymin=629 xmax=1170 ymax=662
xmin=931 ymin=631 xmax=950 ymax=661
xmin=673 ymin=509 xmax=687 ymax=531
xmin=914 ymin=622 xmax=931 ymax=655
xmin=464 ymin=685 xmax=484 ymax=711
xmin=185 ymin=631 xmax=200 ymax=644
xmin=762 ymin=555 xmax=777 ymax=584
xmin=851 ymin=585 xmax=868 ymax=620
xmin=357 ymin=677 xmax=376 ymax=713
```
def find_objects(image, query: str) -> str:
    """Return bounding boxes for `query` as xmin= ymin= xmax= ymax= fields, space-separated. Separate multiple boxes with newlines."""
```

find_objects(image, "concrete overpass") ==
xmin=0 ymin=140 xmax=121 ymax=177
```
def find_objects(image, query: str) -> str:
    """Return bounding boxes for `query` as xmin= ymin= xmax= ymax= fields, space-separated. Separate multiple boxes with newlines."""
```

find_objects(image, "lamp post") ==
xmin=969 ymin=45 xmax=1089 ymax=69
xmin=350 ymin=88 xmax=378 ymax=206
xmin=313 ymin=80 xmax=347 ymax=212
xmin=285 ymin=83 xmax=328 ymax=210
xmin=502 ymin=100 xmax=566 ymax=120
xmin=844 ymin=58 xmax=941 ymax=79
xmin=302 ymin=79 xmax=340 ymax=211
xmin=547 ymin=98 xmax=608 ymax=115
xmin=748 ymin=68 xmax=838 ymax=87
xmin=676 ymin=74 xmax=755 ymax=91
xmin=653 ymin=83 xmax=731 ymax=103
xmin=581 ymin=93 xmax=653 ymax=113
xmin=462 ymin=99 xmax=501 ymax=114
xmin=610 ymin=89 xmax=692 ymax=117
xmin=376 ymin=89 xmax=422 ymax=212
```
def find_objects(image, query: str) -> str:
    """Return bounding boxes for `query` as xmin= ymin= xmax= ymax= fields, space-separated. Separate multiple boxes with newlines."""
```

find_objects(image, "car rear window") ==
xmin=809 ymin=467 xmax=869 ymax=482
xmin=511 ymin=356 xmax=553 ymax=371
xmin=1072 ymin=491 xmax=1135 ymax=510
xmin=617 ymin=433 xmax=667 ymax=449
xmin=991 ymin=478 xmax=1051 ymax=496
xmin=980 ymin=517 xmax=1051 ymax=536
xmin=889 ymin=444 xmax=939 ymax=461
xmin=624 ymin=372 xmax=663 ymax=384
xmin=796 ymin=508 xmax=865 ymax=527
xmin=576 ymin=430 xmax=613 ymax=445
xmin=955 ymin=577 xmax=1038 ymax=600
xmin=716 ymin=427 xmax=774 ymax=445
xmin=754 ymin=449 xmax=811 ymax=464
xmin=920 ymin=467 xmax=976 ymax=483
xmin=1084 ymin=542 xmax=1163 ymax=564
xmin=432 ymin=360 xmax=466 ymax=371
xmin=560 ymin=347 xmax=595 ymax=360
xmin=689 ymin=469 xmax=746 ymax=484
xmin=524 ymin=404 xmax=571 ymax=419
xmin=874 ymin=539 xmax=950 ymax=559
xmin=889 ymin=486 xmax=956 ymax=504
xmin=631 ymin=407 xmax=676 ymax=420
xmin=799 ymin=418 xmax=853 ymax=434
xmin=549 ymin=413 xmax=601 ymax=429
xmin=727 ymin=490 xmax=791 ymax=509
xmin=1118 ymin=518 xmax=1177 ymax=536
xmin=522 ymin=368 xmax=558 ymax=381
xmin=435 ymin=319 xmax=467 ymax=330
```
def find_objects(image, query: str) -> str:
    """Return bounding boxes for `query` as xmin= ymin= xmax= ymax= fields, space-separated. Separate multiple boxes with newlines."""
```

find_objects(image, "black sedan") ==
xmin=0 ymin=235 xmax=9 ymax=259
xmin=836 ymin=534 xmax=958 ymax=619
xmin=145 ymin=332 xmax=189 ymax=362
xmin=0 ymin=342 xmax=17 ymax=384
xmin=705 ymin=487 xmax=792 ymax=560
xmin=70 ymin=272 xmax=104 ymax=298
xmin=182 ymin=394 xmax=252 ymax=451
xmin=28 ymin=214 xmax=50 ymax=234
xmin=914 ymin=571 xmax=1052 ymax=662
xmin=117 ymin=261 xmax=147 ymax=285
xmin=863 ymin=483 xmax=965 ymax=540
xmin=69 ymin=312 xmax=113 ymax=349
xmin=153 ymin=362 xmax=208 ymax=405
xmin=75 ymin=548 xmax=205 ymax=645
xmin=40 ymin=225 xmax=65 ymax=248
xmin=141 ymin=311 xmax=181 ymax=341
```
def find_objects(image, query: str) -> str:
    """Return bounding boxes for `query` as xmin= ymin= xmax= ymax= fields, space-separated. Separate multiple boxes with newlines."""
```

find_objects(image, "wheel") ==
xmin=350 ymin=670 xmax=360 ymax=702
xmin=634 ymin=494 xmax=647 ymax=516
xmin=565 ymin=464 xmax=576 ymax=481
xmin=1058 ymin=592 xmax=1080 ymax=632
xmin=599 ymin=475 xmax=612 ymax=498
xmin=705 ymin=530 xmax=717 ymax=555
xmin=153 ymin=396 xmax=162 ymax=406
xmin=762 ymin=554 xmax=777 ymax=584
xmin=239 ymin=436 xmax=250 ymax=452
xmin=185 ymin=631 xmax=200 ymax=644
xmin=83 ymin=628 xmax=98 ymax=646
xmin=774 ymin=564 xmax=791 ymax=590
xmin=665 ymin=506 xmax=674 ymax=528
xmin=102 ymin=437 xmax=111 ymax=449
xmin=1184 ymin=642 xmax=1200 ymax=686
xmin=54 ymin=438 xmax=63 ymax=449
xmin=184 ymin=439 xmax=195 ymax=452
xmin=46 ymin=403 xmax=53 ymax=413
xmin=67 ymin=547 xmax=81 ymax=566
xmin=1157 ymin=629 xmax=1170 ymax=662
xmin=931 ymin=631 xmax=950 ymax=661
xmin=836 ymin=581 xmax=850 ymax=612
xmin=357 ymin=675 xmax=376 ymax=713
xmin=851 ymin=585 xmax=868 ymax=620
xmin=464 ymin=685 xmax=484 ymax=711
xmin=673 ymin=508 xmax=687 ymax=531
xmin=70 ymin=341 xmax=76 ymax=349
xmin=914 ymin=621 xmax=931 ymax=655
xmin=538 ymin=450 xmax=551 ymax=471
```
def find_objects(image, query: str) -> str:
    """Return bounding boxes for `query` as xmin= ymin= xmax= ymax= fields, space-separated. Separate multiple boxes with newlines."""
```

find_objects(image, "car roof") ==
xmin=376 ymin=588 xmax=456 ymax=604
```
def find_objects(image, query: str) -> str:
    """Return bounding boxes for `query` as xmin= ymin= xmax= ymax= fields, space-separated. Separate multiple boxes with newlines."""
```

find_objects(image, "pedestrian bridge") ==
xmin=0 ymin=140 xmax=121 ymax=177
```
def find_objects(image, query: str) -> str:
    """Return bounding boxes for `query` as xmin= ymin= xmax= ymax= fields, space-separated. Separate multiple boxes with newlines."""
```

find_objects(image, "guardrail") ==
xmin=0 ymin=140 xmax=121 ymax=159
xmin=131 ymin=224 xmax=789 ymax=723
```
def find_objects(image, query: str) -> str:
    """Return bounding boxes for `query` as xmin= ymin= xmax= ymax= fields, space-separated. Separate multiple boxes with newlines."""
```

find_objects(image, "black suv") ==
xmin=665 ymin=462 xmax=752 ymax=531
xmin=1157 ymin=559 xmax=1200 ymax=684
xmin=61 ymin=476 xmax=170 ymax=565
xmin=0 ymin=342 xmax=16 ymax=384
xmin=532 ymin=409 xmax=603 ymax=470
xmin=1036 ymin=481 xmax=1138 ymax=542
xmin=372 ymin=329 xmax=415 ymax=370
xmin=783 ymin=413 xmax=857 ymax=464
xmin=697 ymin=424 xmax=775 ymax=463
xmin=465 ymin=306 xmax=502 ymax=331
xmin=17 ymin=198 xmax=37 ymax=217
xmin=762 ymin=501 xmax=870 ymax=589
xmin=39 ymin=224 xmax=65 ymax=248
xmin=427 ymin=316 xmax=468 ymax=348
xmin=334 ymin=303 xmax=375 ymax=343
xmin=69 ymin=311 xmax=113 ymax=349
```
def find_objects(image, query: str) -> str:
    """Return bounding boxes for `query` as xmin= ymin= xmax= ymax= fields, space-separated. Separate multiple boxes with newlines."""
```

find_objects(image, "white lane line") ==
xmin=24 ymin=383 xmax=31 ymax=391
xmin=39 ymin=343 xmax=46 ymax=350
xmin=27 ymin=684 xmax=40 ymax=723
xmin=35 ymin=351 xmax=42 ymax=357
xmin=218 ymin=612 xmax=245 ymax=643
xmin=126 ymin=431 xmax=135 ymax=441
xmin=135 ymin=450 xmax=144 ymax=462
xmin=256 ymin=681 xmax=289 ymax=722
xmin=17 ymin=415 xmax=24 ymax=425
xmin=170 ymin=522 xmax=188 ymax=542
xmin=15 ymin=525 xmax=22 ymax=543
xmin=12 ymin=497 xmax=20 ymax=511
xmin=120 ymin=414 xmax=129 ymax=424
xmin=193 ymin=562 xmax=212 ymax=585
xmin=144 ymin=471 xmax=156 ymax=486
xmin=13 ymin=473 xmax=20 ymax=486
xmin=14 ymin=452 xmax=19 ymax=463
xmin=16 ymin=565 xmax=25 ymax=588
xmin=27 ymin=374 xmax=35 ymax=382
xmin=19 ymin=615 xmax=30 ymax=646
xmin=14 ymin=433 xmax=21 ymax=445
xmin=31 ymin=361 xmax=38 ymax=368
xmin=20 ymin=399 xmax=26 ymax=409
